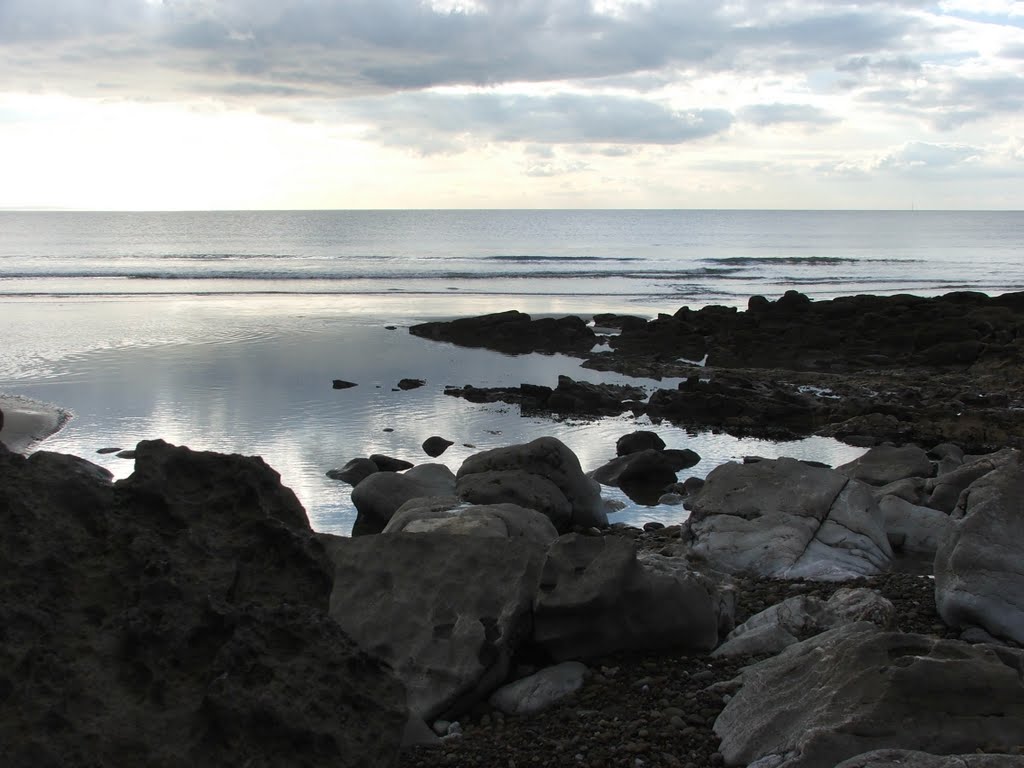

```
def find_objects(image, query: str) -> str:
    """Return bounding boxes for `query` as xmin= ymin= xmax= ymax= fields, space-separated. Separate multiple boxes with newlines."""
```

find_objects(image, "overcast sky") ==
xmin=1 ymin=0 xmax=1022 ymax=210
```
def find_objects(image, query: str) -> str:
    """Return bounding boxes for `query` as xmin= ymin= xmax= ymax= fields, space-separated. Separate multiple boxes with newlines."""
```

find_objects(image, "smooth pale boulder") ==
xmin=533 ymin=534 xmax=734 ymax=660
xmin=320 ymin=531 xmax=548 ymax=723
xmin=833 ymin=751 xmax=1024 ymax=768
xmin=458 ymin=437 xmax=607 ymax=529
xmin=385 ymin=497 xmax=559 ymax=549
xmin=714 ymin=623 xmax=1024 ymax=768
xmin=878 ymin=495 xmax=953 ymax=555
xmin=836 ymin=444 xmax=934 ymax=486
xmin=456 ymin=469 xmax=573 ymax=532
xmin=934 ymin=451 xmax=1024 ymax=644
xmin=686 ymin=458 xmax=892 ymax=580
xmin=488 ymin=662 xmax=589 ymax=716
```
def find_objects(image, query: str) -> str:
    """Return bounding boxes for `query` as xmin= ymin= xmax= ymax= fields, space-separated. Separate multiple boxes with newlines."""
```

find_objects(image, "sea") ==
xmin=2 ymin=209 xmax=1023 ymax=534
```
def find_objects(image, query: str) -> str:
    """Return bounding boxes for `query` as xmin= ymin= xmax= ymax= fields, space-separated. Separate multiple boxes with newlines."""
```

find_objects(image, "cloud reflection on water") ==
xmin=1 ymin=296 xmax=866 ymax=534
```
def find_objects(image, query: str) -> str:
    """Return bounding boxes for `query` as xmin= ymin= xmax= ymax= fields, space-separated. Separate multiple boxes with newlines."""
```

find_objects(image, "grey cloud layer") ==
xmin=0 ymin=0 xmax=1020 ymax=152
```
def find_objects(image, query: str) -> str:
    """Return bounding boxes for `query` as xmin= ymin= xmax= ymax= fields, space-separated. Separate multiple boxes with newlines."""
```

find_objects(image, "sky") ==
xmin=1 ymin=0 xmax=1022 ymax=210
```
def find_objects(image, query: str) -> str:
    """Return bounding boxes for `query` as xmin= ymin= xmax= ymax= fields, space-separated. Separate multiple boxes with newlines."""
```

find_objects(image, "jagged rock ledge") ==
xmin=4 ymin=433 xmax=1023 ymax=767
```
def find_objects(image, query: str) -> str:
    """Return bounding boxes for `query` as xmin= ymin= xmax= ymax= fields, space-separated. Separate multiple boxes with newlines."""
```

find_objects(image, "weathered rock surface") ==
xmin=837 ymin=444 xmax=935 ymax=486
xmin=925 ymin=448 xmax=1019 ymax=512
xmin=0 ymin=441 xmax=406 ymax=768
xmin=878 ymin=495 xmax=953 ymax=555
xmin=833 ymin=750 xmax=1024 ymax=768
xmin=410 ymin=310 xmax=596 ymax=356
xmin=456 ymin=469 xmax=573 ymax=532
xmin=488 ymin=661 xmax=589 ymax=716
xmin=533 ymin=534 xmax=734 ymax=660
xmin=458 ymin=437 xmax=607 ymax=529
xmin=350 ymin=464 xmax=457 ymax=535
xmin=384 ymin=498 xmax=559 ymax=550
xmin=320 ymin=531 xmax=547 ymax=723
xmin=935 ymin=450 xmax=1024 ymax=644
xmin=712 ymin=588 xmax=895 ymax=658
xmin=686 ymin=458 xmax=893 ymax=580
xmin=714 ymin=623 xmax=1024 ymax=768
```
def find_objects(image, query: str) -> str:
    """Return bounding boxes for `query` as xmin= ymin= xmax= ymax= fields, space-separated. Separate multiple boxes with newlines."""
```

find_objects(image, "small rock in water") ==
xmin=116 ymin=450 xmax=136 ymax=459
xmin=332 ymin=379 xmax=357 ymax=390
xmin=383 ymin=428 xmax=395 ymax=432
xmin=96 ymin=447 xmax=121 ymax=455
xmin=643 ymin=521 xmax=666 ymax=532
xmin=422 ymin=436 xmax=454 ymax=457
xmin=385 ymin=325 xmax=397 ymax=330
xmin=398 ymin=378 xmax=426 ymax=390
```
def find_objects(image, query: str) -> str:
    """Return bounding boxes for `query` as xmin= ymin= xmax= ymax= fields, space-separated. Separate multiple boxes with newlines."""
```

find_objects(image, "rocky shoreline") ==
xmin=2 ymin=290 xmax=1023 ymax=768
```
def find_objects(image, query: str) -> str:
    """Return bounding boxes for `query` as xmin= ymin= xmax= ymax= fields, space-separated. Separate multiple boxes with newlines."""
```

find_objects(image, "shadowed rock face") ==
xmin=0 ymin=440 xmax=406 ymax=768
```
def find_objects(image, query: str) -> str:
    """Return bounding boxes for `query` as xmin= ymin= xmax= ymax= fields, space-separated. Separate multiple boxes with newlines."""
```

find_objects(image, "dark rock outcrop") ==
xmin=0 ymin=441 xmax=406 ymax=768
xmin=443 ymin=375 xmax=645 ymax=418
xmin=422 ymin=435 xmax=454 ymax=457
xmin=410 ymin=310 xmax=596 ymax=356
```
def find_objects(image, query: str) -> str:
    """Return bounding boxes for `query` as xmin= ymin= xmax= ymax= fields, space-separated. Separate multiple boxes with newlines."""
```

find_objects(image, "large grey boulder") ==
xmin=712 ymin=588 xmax=895 ymax=658
xmin=350 ymin=463 xmax=456 ymax=535
xmin=935 ymin=451 xmax=1024 ymax=644
xmin=686 ymin=458 xmax=893 ymax=580
xmin=714 ymin=623 xmax=1024 ymax=768
xmin=833 ymin=751 xmax=1024 ymax=768
xmin=836 ymin=444 xmax=934 ymax=486
xmin=0 ymin=441 xmax=407 ymax=768
xmin=385 ymin=497 xmax=559 ymax=550
xmin=878 ymin=495 xmax=953 ymax=555
xmin=456 ymin=469 xmax=573 ymax=532
xmin=458 ymin=437 xmax=607 ymax=529
xmin=533 ymin=534 xmax=734 ymax=660
xmin=925 ymin=448 xmax=1019 ymax=513
xmin=320 ymin=531 xmax=547 ymax=723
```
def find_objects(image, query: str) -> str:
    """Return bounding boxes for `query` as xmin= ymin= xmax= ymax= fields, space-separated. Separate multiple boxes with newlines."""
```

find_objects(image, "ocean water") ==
xmin=2 ymin=210 xmax=1022 ymax=533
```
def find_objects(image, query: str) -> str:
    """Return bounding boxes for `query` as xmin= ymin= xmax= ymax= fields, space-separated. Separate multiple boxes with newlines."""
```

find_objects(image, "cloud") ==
xmin=348 ymin=92 xmax=735 ymax=149
xmin=738 ymin=103 xmax=839 ymax=127
xmin=879 ymin=140 xmax=984 ymax=170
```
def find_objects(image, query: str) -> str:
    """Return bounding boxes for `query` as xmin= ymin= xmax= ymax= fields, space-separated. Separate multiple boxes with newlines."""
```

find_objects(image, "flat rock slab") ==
xmin=714 ymin=623 xmax=1024 ymax=768
xmin=686 ymin=458 xmax=892 ymax=580
xmin=837 ymin=444 xmax=935 ymax=486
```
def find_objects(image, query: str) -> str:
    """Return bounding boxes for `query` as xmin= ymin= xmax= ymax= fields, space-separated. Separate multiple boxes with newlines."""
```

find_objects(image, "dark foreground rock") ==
xmin=0 ymin=441 xmax=406 ymax=768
